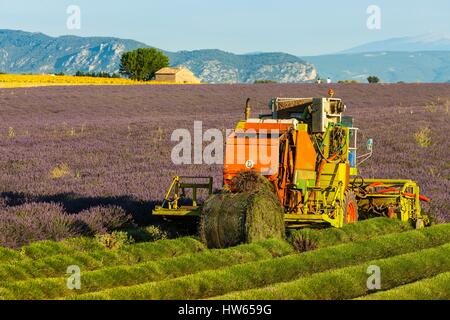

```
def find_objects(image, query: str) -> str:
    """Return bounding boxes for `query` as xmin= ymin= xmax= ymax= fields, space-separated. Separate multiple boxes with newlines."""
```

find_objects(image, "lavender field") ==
xmin=0 ymin=83 xmax=449 ymax=246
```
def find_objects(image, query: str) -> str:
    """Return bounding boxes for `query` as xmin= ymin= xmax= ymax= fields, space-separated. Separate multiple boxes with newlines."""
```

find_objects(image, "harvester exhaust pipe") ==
xmin=245 ymin=98 xmax=251 ymax=120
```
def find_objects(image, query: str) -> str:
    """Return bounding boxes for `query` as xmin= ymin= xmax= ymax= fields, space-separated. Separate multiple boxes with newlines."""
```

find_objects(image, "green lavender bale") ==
xmin=200 ymin=177 xmax=284 ymax=249
xmin=358 ymin=271 xmax=450 ymax=300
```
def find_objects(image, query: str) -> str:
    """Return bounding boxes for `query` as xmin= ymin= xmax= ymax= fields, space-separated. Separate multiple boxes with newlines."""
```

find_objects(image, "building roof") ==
xmin=155 ymin=67 xmax=184 ymax=75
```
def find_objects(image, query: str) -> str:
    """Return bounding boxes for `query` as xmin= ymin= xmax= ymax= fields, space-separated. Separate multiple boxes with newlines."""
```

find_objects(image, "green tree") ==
xmin=254 ymin=79 xmax=277 ymax=84
xmin=120 ymin=48 xmax=169 ymax=81
xmin=367 ymin=76 xmax=380 ymax=84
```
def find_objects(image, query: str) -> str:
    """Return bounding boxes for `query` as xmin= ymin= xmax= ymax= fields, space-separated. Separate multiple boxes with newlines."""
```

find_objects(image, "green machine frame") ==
xmin=153 ymin=176 xmax=213 ymax=217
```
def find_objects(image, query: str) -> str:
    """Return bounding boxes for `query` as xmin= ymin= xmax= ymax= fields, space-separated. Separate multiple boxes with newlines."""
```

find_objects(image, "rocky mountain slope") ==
xmin=0 ymin=30 xmax=317 ymax=83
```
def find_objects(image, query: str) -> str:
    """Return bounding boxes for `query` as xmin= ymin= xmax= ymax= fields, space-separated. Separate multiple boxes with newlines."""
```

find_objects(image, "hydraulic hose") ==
xmin=365 ymin=183 xmax=431 ymax=203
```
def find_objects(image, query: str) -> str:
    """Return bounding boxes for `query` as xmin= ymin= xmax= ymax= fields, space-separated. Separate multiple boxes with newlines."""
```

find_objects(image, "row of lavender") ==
xmin=0 ymin=202 xmax=131 ymax=248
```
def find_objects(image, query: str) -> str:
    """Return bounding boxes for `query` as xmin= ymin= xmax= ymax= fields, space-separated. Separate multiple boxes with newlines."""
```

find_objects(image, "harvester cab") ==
xmin=153 ymin=93 xmax=430 ymax=234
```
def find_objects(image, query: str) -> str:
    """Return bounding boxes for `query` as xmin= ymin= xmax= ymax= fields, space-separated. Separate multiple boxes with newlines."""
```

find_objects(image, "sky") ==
xmin=0 ymin=0 xmax=449 ymax=56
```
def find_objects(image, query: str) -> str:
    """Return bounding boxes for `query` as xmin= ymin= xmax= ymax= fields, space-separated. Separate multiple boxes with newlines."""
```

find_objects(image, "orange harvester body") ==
xmin=223 ymin=119 xmax=316 ymax=211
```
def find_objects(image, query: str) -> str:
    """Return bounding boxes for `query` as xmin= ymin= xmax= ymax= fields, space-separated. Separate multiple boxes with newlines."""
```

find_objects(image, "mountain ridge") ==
xmin=341 ymin=33 xmax=450 ymax=53
xmin=0 ymin=29 xmax=316 ymax=83
xmin=304 ymin=51 xmax=450 ymax=83
xmin=1 ymin=29 xmax=450 ymax=83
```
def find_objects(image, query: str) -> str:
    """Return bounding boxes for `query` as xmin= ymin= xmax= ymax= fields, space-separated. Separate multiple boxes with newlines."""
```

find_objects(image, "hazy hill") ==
xmin=0 ymin=30 xmax=317 ymax=83
xmin=342 ymin=34 xmax=450 ymax=53
xmin=305 ymin=51 xmax=450 ymax=83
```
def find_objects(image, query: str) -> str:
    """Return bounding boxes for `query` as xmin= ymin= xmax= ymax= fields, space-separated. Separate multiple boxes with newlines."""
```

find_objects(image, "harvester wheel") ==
xmin=343 ymin=190 xmax=358 ymax=224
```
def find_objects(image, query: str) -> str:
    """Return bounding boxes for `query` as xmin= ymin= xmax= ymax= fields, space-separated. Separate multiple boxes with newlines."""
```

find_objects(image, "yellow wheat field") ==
xmin=0 ymin=74 xmax=196 ymax=88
